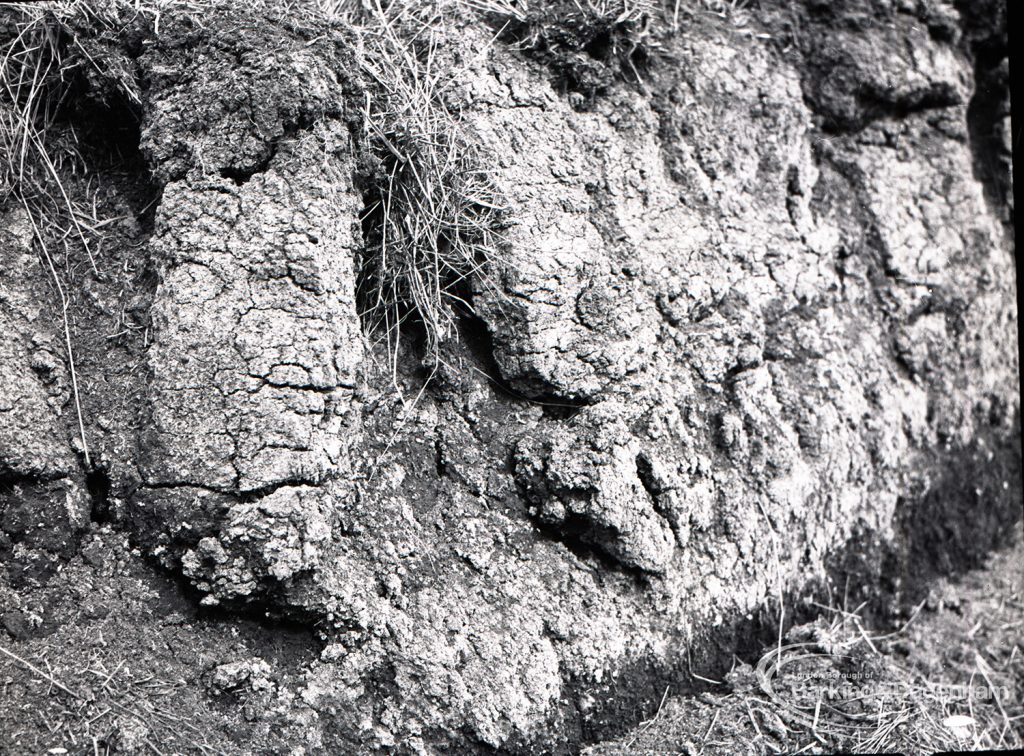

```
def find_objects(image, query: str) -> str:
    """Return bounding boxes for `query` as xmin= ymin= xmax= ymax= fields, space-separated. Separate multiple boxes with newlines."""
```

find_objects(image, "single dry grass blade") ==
xmin=0 ymin=643 xmax=83 ymax=700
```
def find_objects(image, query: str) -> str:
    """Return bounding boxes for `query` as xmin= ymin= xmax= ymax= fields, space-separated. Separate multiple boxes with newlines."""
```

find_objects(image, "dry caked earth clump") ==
xmin=0 ymin=0 xmax=1019 ymax=753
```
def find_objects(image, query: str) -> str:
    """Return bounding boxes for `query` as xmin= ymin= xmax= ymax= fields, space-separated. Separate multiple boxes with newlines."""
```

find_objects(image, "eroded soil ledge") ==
xmin=1 ymin=0 xmax=1018 ymax=752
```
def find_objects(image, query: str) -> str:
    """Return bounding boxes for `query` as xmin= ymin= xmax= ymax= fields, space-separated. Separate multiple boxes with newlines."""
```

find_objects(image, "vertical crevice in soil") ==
xmin=954 ymin=0 xmax=1011 ymax=226
xmin=46 ymin=57 xmax=163 ymax=537
xmin=963 ymin=55 xmax=1011 ymax=224
xmin=86 ymin=467 xmax=112 ymax=524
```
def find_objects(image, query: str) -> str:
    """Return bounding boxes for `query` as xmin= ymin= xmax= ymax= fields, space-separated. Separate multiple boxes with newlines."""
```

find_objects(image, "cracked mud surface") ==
xmin=1 ymin=1 xmax=1019 ymax=752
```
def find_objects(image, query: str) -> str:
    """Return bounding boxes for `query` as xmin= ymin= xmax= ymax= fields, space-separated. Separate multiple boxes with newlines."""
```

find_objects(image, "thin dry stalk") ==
xmin=0 ymin=643 xmax=83 ymax=700
xmin=22 ymin=198 xmax=93 ymax=466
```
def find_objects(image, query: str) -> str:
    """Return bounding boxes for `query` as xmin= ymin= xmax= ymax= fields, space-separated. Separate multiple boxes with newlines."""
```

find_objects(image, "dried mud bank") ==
xmin=0 ymin=0 xmax=1018 ymax=752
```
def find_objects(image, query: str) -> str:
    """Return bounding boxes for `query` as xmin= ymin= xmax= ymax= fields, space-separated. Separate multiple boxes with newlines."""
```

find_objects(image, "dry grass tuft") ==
xmin=0 ymin=1 xmax=145 ymax=221
xmin=349 ymin=1 xmax=508 ymax=382
xmin=469 ymin=0 xmax=659 ymax=94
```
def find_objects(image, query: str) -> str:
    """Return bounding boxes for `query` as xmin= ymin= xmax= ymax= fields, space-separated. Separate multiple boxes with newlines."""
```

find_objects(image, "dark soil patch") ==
xmin=0 ymin=526 xmax=321 ymax=755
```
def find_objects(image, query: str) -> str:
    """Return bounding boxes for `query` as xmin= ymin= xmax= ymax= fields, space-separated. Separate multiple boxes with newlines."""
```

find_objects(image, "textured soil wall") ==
xmin=0 ymin=1 xmax=1018 ymax=752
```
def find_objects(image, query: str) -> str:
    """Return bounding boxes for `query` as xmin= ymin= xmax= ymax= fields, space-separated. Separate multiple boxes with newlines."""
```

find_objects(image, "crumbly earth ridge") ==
xmin=0 ymin=0 xmax=1018 ymax=752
